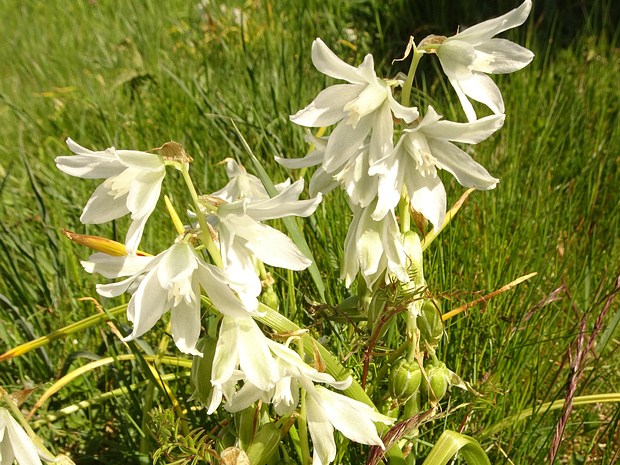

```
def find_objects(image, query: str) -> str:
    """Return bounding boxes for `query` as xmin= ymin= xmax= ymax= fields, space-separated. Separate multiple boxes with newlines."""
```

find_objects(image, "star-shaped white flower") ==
xmin=290 ymin=38 xmax=418 ymax=172
xmin=82 ymin=243 xmax=256 ymax=355
xmin=56 ymin=138 xmax=166 ymax=254
xmin=0 ymin=408 xmax=56 ymax=465
xmin=215 ymin=179 xmax=321 ymax=306
xmin=434 ymin=0 xmax=534 ymax=121
xmin=370 ymin=106 xmax=504 ymax=229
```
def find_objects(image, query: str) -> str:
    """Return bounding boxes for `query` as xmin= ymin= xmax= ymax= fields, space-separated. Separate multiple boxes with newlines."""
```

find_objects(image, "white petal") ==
xmin=305 ymin=392 xmax=336 ymax=465
xmin=449 ymin=0 xmax=532 ymax=45
xmin=406 ymin=169 xmax=446 ymax=231
xmin=290 ymin=84 xmax=361 ymax=127
xmin=81 ymin=253 xmax=154 ymax=279
xmin=275 ymin=147 xmax=325 ymax=169
xmin=428 ymin=138 xmax=499 ymax=190
xmin=236 ymin=318 xmax=279 ymax=391
xmin=449 ymin=77 xmax=478 ymax=122
xmin=157 ymin=243 xmax=197 ymax=286
xmin=56 ymin=148 xmax=124 ymax=180
xmin=322 ymin=116 xmax=373 ymax=173
xmin=311 ymin=38 xmax=366 ymax=84
xmin=1 ymin=409 xmax=47 ymax=465
xmin=127 ymin=169 xmax=165 ymax=218
xmin=122 ymin=269 xmax=168 ymax=340
xmin=211 ymin=317 xmax=240 ymax=386
xmin=80 ymin=182 xmax=130 ymax=224
xmin=421 ymin=113 xmax=505 ymax=144
xmin=170 ymin=278 xmax=202 ymax=355
xmin=245 ymin=224 xmax=312 ymax=270
xmin=116 ymin=150 xmax=165 ymax=171
xmin=309 ymin=168 xmax=339 ymax=198
xmin=475 ymin=38 xmax=534 ymax=73
xmin=197 ymin=262 xmax=259 ymax=317
xmin=459 ymin=72 xmax=505 ymax=116
xmin=368 ymin=101 xmax=395 ymax=165
xmin=315 ymin=387 xmax=393 ymax=446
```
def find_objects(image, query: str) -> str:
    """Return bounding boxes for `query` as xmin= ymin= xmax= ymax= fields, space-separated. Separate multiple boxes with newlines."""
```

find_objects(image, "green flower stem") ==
xmin=179 ymin=163 xmax=223 ymax=268
xmin=400 ymin=44 xmax=422 ymax=109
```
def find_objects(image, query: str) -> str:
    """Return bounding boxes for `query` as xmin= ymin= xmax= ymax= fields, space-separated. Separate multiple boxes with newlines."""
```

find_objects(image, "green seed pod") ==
xmin=388 ymin=358 xmax=422 ymax=405
xmin=403 ymin=390 xmax=421 ymax=418
xmin=260 ymin=286 xmax=280 ymax=311
xmin=417 ymin=299 xmax=443 ymax=347
xmin=246 ymin=422 xmax=283 ymax=465
xmin=189 ymin=336 xmax=218 ymax=404
xmin=237 ymin=407 xmax=257 ymax=451
xmin=422 ymin=362 xmax=451 ymax=403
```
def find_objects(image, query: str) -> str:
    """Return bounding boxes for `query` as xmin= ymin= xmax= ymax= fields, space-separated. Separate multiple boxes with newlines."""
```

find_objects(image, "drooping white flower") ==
xmin=369 ymin=106 xmax=504 ymax=229
xmin=290 ymin=38 xmax=418 ymax=172
xmin=215 ymin=179 xmax=322 ymax=305
xmin=221 ymin=339 xmax=393 ymax=465
xmin=0 ymin=408 xmax=56 ymax=465
xmin=434 ymin=0 xmax=534 ymax=121
xmin=82 ymin=243 xmax=257 ymax=355
xmin=342 ymin=202 xmax=408 ymax=288
xmin=55 ymin=138 xmax=166 ymax=254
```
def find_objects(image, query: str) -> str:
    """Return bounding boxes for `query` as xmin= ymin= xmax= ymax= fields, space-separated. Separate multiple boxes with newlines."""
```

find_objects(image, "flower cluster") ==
xmin=52 ymin=2 xmax=533 ymax=464
xmin=280 ymin=0 xmax=533 ymax=288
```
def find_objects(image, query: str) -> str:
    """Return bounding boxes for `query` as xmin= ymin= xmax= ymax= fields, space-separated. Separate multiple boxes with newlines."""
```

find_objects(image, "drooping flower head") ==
xmin=370 ymin=106 xmax=504 ymax=229
xmin=290 ymin=38 xmax=418 ymax=174
xmin=56 ymin=139 xmax=166 ymax=254
xmin=433 ymin=0 xmax=534 ymax=121
xmin=82 ymin=242 xmax=256 ymax=355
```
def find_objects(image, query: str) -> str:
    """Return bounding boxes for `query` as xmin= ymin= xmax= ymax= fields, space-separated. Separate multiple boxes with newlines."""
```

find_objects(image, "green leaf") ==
xmin=421 ymin=431 xmax=490 ymax=465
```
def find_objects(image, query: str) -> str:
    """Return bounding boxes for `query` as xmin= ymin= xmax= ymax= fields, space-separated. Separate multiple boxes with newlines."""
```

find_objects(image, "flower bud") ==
xmin=246 ymin=422 xmax=283 ymax=465
xmin=260 ymin=286 xmax=280 ymax=311
xmin=422 ymin=362 xmax=451 ymax=403
xmin=388 ymin=358 xmax=422 ymax=405
xmin=189 ymin=336 xmax=218 ymax=404
xmin=417 ymin=299 xmax=443 ymax=347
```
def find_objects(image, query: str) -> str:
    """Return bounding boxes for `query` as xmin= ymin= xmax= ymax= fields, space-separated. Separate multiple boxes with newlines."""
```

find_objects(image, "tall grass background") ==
xmin=0 ymin=0 xmax=618 ymax=463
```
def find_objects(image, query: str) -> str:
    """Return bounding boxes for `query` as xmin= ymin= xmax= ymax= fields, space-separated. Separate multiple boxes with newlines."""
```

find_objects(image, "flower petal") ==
xmin=311 ymin=38 xmax=367 ymax=84
xmin=475 ymin=38 xmax=534 ymax=73
xmin=122 ymin=269 xmax=168 ymax=340
xmin=80 ymin=182 xmax=130 ymax=224
xmin=427 ymin=139 xmax=499 ymax=190
xmin=421 ymin=113 xmax=505 ymax=144
xmin=458 ymin=72 xmax=505 ymax=117
xmin=290 ymin=84 xmax=361 ymax=127
xmin=305 ymin=392 xmax=337 ymax=465
xmin=449 ymin=0 xmax=532 ymax=45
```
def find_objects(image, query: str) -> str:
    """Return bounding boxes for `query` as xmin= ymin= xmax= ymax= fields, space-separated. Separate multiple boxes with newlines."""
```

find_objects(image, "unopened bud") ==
xmin=388 ymin=358 xmax=422 ymax=405
xmin=246 ymin=422 xmax=283 ymax=465
xmin=418 ymin=299 xmax=443 ymax=347
xmin=189 ymin=336 xmax=218 ymax=404
xmin=422 ymin=362 xmax=451 ymax=403
xmin=260 ymin=286 xmax=280 ymax=311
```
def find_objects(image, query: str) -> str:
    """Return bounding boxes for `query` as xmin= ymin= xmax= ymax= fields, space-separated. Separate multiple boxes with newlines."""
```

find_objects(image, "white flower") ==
xmin=216 ymin=179 xmax=321 ymax=305
xmin=55 ymin=138 xmax=166 ymax=254
xmin=370 ymin=106 xmax=504 ymax=229
xmin=221 ymin=340 xmax=393 ymax=465
xmin=342 ymin=203 xmax=408 ymax=288
xmin=0 ymin=408 xmax=56 ymax=465
xmin=290 ymin=38 xmax=418 ymax=172
xmin=435 ymin=0 xmax=534 ymax=121
xmin=82 ymin=243 xmax=256 ymax=355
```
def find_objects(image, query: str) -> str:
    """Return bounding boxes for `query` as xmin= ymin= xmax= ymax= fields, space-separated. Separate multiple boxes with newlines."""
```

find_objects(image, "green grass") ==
xmin=1 ymin=0 xmax=619 ymax=463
